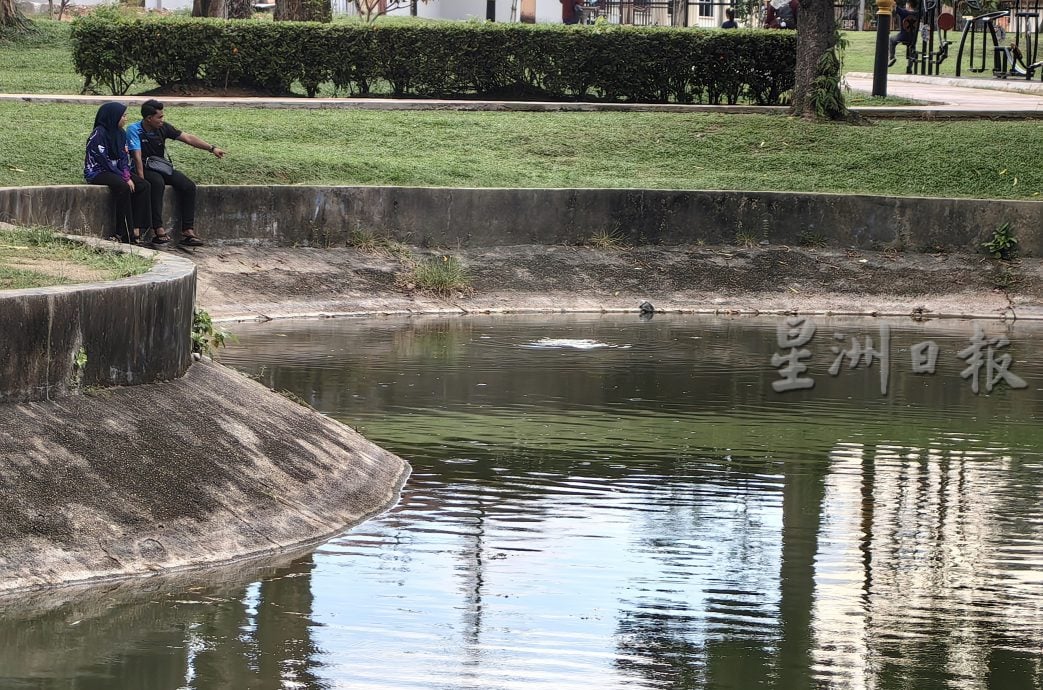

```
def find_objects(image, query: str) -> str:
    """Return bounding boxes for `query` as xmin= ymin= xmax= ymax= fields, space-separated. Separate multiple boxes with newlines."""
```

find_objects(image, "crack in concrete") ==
xmin=95 ymin=538 xmax=123 ymax=568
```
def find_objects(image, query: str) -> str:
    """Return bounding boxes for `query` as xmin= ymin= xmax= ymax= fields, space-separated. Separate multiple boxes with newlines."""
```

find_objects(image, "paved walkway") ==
xmin=844 ymin=72 xmax=1043 ymax=116
xmin=2 ymin=72 xmax=1042 ymax=117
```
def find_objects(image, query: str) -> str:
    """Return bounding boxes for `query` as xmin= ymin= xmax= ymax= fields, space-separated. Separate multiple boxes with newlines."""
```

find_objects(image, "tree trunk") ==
xmin=790 ymin=0 xmax=837 ymax=118
xmin=1 ymin=0 xmax=27 ymax=28
xmin=672 ymin=0 xmax=685 ymax=26
xmin=193 ymin=0 xmax=228 ymax=16
xmin=275 ymin=0 xmax=331 ymax=21
xmin=228 ymin=0 xmax=252 ymax=18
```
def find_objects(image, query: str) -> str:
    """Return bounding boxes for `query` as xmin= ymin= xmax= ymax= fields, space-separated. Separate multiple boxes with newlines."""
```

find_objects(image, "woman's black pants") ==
xmin=89 ymin=172 xmax=150 ymax=242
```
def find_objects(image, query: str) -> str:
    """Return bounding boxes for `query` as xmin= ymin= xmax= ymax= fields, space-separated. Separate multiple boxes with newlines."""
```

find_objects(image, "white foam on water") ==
xmin=522 ymin=338 xmax=630 ymax=350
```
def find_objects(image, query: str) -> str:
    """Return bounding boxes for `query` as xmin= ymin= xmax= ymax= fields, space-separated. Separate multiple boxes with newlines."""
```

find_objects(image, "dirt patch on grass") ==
xmin=182 ymin=243 xmax=1043 ymax=322
xmin=1 ymin=257 xmax=110 ymax=284
xmin=0 ymin=225 xmax=152 ymax=289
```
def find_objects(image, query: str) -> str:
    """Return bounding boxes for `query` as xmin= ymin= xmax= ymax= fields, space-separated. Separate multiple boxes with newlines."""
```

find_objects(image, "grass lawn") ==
xmin=0 ymin=226 xmax=152 ymax=289
xmin=0 ymin=18 xmax=1036 ymax=201
xmin=841 ymin=28 xmax=995 ymax=79
xmin=0 ymin=20 xmax=91 ymax=94
xmin=1 ymin=101 xmax=1040 ymax=199
xmin=843 ymin=31 xmax=889 ymax=75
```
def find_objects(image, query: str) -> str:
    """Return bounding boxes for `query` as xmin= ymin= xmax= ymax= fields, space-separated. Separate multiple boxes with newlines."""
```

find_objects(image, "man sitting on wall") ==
xmin=127 ymin=99 xmax=225 ymax=248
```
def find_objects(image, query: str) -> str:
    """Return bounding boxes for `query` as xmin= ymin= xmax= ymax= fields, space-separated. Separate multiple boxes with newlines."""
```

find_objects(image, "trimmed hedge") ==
xmin=71 ymin=15 xmax=795 ymax=105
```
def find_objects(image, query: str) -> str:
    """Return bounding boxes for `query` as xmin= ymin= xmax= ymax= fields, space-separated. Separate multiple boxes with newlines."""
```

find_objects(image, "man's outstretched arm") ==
xmin=177 ymin=132 xmax=226 ymax=159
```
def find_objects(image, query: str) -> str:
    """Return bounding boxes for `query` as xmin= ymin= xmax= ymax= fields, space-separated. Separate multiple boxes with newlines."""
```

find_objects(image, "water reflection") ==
xmin=4 ymin=315 xmax=1043 ymax=689
xmin=0 ymin=551 xmax=325 ymax=689
xmin=814 ymin=442 xmax=1043 ymax=690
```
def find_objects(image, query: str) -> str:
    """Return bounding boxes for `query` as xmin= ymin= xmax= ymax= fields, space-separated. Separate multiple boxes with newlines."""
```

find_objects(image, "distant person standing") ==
xmin=721 ymin=7 xmax=738 ymax=28
xmin=560 ymin=0 xmax=580 ymax=24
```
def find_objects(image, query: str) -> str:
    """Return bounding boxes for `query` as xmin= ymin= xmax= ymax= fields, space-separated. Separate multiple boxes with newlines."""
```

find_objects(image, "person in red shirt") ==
xmin=561 ymin=0 xmax=580 ymax=24
xmin=766 ymin=0 xmax=798 ymax=28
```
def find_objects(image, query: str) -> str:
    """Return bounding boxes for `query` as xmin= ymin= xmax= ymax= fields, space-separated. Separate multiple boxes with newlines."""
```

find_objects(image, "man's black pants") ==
xmin=143 ymin=168 xmax=196 ymax=232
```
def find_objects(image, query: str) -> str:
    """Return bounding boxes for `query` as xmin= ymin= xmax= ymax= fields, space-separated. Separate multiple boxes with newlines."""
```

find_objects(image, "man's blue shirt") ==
xmin=126 ymin=121 xmax=144 ymax=152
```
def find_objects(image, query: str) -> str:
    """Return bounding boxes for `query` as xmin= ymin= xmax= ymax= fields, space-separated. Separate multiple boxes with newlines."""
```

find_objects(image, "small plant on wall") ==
xmin=192 ymin=308 xmax=229 ymax=359
xmin=982 ymin=222 xmax=1018 ymax=260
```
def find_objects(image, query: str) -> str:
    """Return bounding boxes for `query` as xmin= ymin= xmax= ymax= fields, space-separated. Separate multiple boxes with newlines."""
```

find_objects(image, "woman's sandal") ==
xmin=152 ymin=232 xmax=172 ymax=246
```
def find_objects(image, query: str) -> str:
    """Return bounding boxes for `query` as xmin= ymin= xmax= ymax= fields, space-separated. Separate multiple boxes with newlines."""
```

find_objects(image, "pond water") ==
xmin=4 ymin=314 xmax=1043 ymax=689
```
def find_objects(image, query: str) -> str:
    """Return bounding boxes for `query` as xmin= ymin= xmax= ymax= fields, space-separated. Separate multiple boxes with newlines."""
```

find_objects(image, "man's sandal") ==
xmin=180 ymin=231 xmax=204 ymax=247
xmin=152 ymin=232 xmax=172 ymax=246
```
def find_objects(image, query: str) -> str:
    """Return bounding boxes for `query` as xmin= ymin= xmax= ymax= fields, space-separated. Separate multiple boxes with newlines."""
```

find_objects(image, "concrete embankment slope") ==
xmin=0 ymin=359 xmax=410 ymax=593
xmin=0 ymin=236 xmax=410 ymax=592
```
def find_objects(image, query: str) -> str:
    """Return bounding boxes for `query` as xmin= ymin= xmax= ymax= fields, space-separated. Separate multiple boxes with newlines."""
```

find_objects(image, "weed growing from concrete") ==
xmin=70 ymin=345 xmax=88 ymax=389
xmin=191 ymin=308 xmax=231 ymax=359
xmin=587 ymin=230 xmax=628 ymax=250
xmin=349 ymin=229 xmax=412 ymax=259
xmin=797 ymin=231 xmax=827 ymax=248
xmin=982 ymin=222 xmax=1019 ymax=260
xmin=400 ymin=255 xmax=471 ymax=297
xmin=734 ymin=231 xmax=758 ymax=249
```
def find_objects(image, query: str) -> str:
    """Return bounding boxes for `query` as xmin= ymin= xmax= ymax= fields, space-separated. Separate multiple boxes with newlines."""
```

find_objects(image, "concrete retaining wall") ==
xmin=3 ymin=185 xmax=1042 ymax=256
xmin=0 ymin=241 xmax=195 ymax=404
xmin=0 ymin=360 xmax=410 ymax=593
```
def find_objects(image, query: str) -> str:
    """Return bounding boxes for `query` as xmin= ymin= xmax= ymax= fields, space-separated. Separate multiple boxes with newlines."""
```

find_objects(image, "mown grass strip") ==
xmin=0 ymin=101 xmax=1039 ymax=199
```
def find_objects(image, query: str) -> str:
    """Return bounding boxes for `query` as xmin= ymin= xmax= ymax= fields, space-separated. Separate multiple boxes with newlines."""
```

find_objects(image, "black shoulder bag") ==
xmin=145 ymin=155 xmax=174 ymax=176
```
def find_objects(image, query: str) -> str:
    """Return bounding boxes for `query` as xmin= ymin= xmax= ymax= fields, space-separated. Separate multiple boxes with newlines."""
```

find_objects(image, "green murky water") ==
xmin=3 ymin=314 xmax=1043 ymax=689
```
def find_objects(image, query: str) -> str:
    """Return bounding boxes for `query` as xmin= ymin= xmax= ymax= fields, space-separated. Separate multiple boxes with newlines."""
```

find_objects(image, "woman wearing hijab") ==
xmin=84 ymin=102 xmax=150 ymax=244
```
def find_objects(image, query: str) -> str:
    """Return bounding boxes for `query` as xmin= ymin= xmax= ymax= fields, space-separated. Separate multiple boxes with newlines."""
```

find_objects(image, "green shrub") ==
xmin=71 ymin=16 xmax=796 ymax=104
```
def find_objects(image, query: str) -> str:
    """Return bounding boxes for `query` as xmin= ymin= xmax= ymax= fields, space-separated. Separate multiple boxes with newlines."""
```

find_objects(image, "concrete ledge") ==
xmin=0 ymin=237 xmax=195 ymax=403
xmin=0 ymin=359 xmax=410 ymax=593
xmin=3 ymin=184 xmax=1043 ymax=257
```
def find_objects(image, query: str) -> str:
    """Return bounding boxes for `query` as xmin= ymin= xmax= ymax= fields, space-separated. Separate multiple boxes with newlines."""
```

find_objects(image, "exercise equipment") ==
xmin=905 ymin=0 xmax=954 ymax=75
xmin=955 ymin=0 xmax=1043 ymax=79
